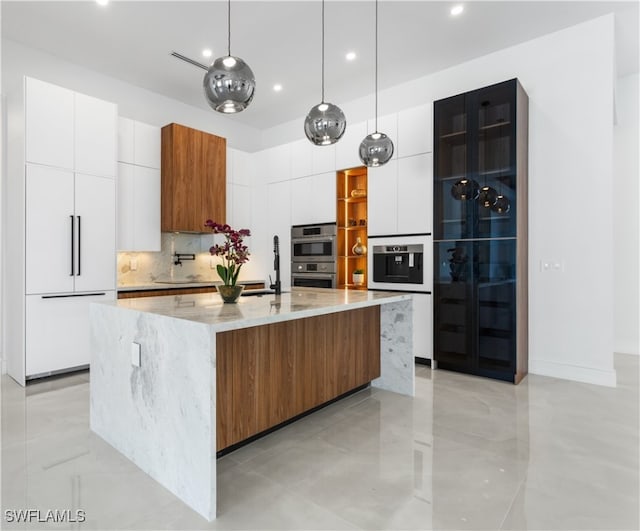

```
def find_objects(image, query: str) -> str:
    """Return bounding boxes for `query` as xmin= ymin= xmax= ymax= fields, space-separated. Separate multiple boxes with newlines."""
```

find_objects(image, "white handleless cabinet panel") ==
xmin=134 ymin=121 xmax=161 ymax=169
xmin=231 ymin=184 xmax=252 ymax=231
xmin=25 ymin=77 xmax=74 ymax=169
xmin=133 ymin=166 xmax=161 ymax=251
xmin=398 ymin=153 xmax=433 ymax=234
xmin=267 ymin=181 xmax=292 ymax=290
xmin=291 ymin=139 xmax=312 ymax=178
xmin=311 ymin=143 xmax=336 ymax=175
xmin=25 ymin=291 xmax=115 ymax=377
xmin=336 ymin=121 xmax=367 ymax=171
xmin=118 ymin=117 xmax=135 ymax=164
xmin=310 ymin=172 xmax=336 ymax=224
xmin=74 ymin=174 xmax=116 ymax=292
xmin=117 ymin=163 xmax=135 ymax=250
xmin=265 ymin=144 xmax=291 ymax=183
xmin=398 ymin=104 xmax=433 ymax=157
xmin=367 ymin=160 xmax=398 ymax=236
xmin=290 ymin=176 xmax=312 ymax=225
xmin=74 ymin=93 xmax=117 ymax=178
xmin=25 ymin=165 xmax=75 ymax=295
xmin=231 ymin=148 xmax=253 ymax=186
xmin=412 ymin=293 xmax=433 ymax=360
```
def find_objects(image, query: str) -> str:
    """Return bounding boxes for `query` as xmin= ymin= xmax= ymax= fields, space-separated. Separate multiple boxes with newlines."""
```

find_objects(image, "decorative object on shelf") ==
xmin=352 ymin=236 xmax=367 ymax=256
xmin=352 ymin=269 xmax=365 ymax=286
xmin=350 ymin=188 xmax=367 ymax=198
xmin=451 ymin=178 xmax=479 ymax=200
xmin=359 ymin=0 xmax=394 ymax=167
xmin=348 ymin=218 xmax=357 ymax=226
xmin=304 ymin=0 xmax=346 ymax=146
xmin=358 ymin=219 xmax=366 ymax=226
xmin=203 ymin=0 xmax=255 ymax=114
xmin=206 ymin=220 xmax=251 ymax=302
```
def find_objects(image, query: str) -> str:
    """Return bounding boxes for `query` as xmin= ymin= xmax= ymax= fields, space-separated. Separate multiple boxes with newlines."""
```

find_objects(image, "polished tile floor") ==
xmin=2 ymin=355 xmax=638 ymax=530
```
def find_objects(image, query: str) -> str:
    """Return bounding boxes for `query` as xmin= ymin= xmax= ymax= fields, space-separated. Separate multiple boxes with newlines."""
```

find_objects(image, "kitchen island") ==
xmin=89 ymin=287 xmax=414 ymax=521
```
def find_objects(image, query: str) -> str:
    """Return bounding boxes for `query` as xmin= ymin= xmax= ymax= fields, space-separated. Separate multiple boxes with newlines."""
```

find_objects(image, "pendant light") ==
xmin=304 ymin=0 xmax=346 ymax=146
xmin=478 ymin=117 xmax=498 ymax=208
xmin=492 ymin=131 xmax=511 ymax=214
xmin=203 ymin=0 xmax=255 ymax=113
xmin=359 ymin=0 xmax=393 ymax=167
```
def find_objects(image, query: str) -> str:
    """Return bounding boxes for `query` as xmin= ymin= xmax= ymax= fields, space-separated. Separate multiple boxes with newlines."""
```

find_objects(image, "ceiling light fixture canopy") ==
xmin=304 ymin=0 xmax=346 ymax=146
xmin=203 ymin=0 xmax=255 ymax=113
xmin=359 ymin=0 xmax=394 ymax=167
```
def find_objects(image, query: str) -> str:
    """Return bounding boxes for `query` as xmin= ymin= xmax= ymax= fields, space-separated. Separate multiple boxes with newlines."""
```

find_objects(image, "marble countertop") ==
xmin=117 ymin=279 xmax=265 ymax=292
xmin=107 ymin=287 xmax=411 ymax=332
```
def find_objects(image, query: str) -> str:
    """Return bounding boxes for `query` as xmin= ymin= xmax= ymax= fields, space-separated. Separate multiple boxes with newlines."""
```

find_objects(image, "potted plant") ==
xmin=205 ymin=220 xmax=251 ymax=303
xmin=352 ymin=269 xmax=365 ymax=286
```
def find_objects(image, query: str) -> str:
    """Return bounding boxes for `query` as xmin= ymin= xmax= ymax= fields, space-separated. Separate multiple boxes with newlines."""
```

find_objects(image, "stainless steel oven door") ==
xmin=291 ymin=236 xmax=336 ymax=262
xmin=291 ymin=272 xmax=336 ymax=289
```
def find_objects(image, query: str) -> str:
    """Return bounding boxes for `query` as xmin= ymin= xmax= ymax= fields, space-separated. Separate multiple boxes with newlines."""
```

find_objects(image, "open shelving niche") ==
xmin=336 ymin=166 xmax=368 ymax=290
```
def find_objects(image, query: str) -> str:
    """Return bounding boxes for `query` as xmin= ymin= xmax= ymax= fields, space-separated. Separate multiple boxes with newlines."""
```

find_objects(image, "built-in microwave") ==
xmin=291 ymin=223 xmax=337 ymax=263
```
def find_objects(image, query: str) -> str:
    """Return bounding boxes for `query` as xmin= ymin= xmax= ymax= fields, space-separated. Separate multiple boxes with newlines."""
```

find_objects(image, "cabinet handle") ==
xmin=70 ymin=215 xmax=75 ymax=276
xmin=41 ymin=292 xmax=107 ymax=299
xmin=77 ymin=215 xmax=82 ymax=276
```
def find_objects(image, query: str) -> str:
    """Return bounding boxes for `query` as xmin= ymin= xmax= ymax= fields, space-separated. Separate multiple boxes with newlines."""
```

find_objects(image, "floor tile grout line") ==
xmin=498 ymin=475 xmax=527 ymax=531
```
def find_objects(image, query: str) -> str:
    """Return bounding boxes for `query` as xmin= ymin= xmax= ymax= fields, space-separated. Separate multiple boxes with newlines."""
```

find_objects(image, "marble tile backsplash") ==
xmin=118 ymin=233 xmax=264 ymax=286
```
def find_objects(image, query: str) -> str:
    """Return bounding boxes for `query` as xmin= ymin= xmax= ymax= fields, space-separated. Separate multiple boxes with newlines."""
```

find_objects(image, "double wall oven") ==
xmin=291 ymin=223 xmax=337 ymax=288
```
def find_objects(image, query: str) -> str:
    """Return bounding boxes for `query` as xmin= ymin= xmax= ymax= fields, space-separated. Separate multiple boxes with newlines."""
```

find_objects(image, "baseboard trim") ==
xmin=529 ymin=359 xmax=617 ymax=387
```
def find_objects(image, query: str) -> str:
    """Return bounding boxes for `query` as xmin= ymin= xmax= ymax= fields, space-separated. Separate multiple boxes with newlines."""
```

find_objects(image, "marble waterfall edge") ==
xmin=89 ymin=303 xmax=217 ymax=520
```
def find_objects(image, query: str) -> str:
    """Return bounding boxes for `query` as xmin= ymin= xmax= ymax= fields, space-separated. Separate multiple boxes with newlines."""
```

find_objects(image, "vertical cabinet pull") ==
xmin=70 ymin=215 xmax=75 ymax=276
xmin=77 ymin=215 xmax=82 ymax=276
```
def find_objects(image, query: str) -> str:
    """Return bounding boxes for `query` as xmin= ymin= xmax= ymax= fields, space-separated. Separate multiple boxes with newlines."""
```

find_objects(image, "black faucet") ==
xmin=173 ymin=253 xmax=195 ymax=266
xmin=269 ymin=235 xmax=282 ymax=295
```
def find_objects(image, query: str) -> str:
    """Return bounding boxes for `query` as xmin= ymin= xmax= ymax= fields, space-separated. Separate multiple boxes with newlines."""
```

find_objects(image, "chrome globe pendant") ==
xmin=359 ymin=0 xmax=394 ymax=167
xmin=304 ymin=0 xmax=346 ymax=145
xmin=203 ymin=0 xmax=255 ymax=113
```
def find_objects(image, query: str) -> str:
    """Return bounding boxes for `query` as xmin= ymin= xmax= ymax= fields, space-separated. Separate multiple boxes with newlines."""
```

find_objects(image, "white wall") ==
xmin=259 ymin=15 xmax=619 ymax=386
xmin=613 ymin=73 xmax=639 ymax=355
xmin=1 ymin=39 xmax=262 ymax=152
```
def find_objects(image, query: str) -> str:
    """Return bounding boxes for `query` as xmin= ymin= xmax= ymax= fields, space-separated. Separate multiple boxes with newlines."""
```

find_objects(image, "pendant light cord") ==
xmin=375 ymin=0 xmax=378 ymax=132
xmin=227 ymin=0 xmax=231 ymax=57
xmin=321 ymin=0 xmax=325 ymax=103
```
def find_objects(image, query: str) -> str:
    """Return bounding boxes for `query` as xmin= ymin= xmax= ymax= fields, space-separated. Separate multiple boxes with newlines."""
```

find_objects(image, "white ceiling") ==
xmin=2 ymin=1 xmax=638 ymax=130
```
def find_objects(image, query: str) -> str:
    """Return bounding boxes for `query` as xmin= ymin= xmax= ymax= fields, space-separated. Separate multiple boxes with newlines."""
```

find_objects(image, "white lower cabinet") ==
xmin=412 ymin=293 xmax=433 ymax=361
xmin=25 ymin=291 xmax=116 ymax=377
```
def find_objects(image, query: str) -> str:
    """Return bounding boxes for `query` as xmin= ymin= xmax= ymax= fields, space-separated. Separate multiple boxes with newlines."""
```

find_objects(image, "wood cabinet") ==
xmin=336 ymin=167 xmax=369 ymax=289
xmin=216 ymin=306 xmax=380 ymax=451
xmin=161 ymin=123 xmax=226 ymax=232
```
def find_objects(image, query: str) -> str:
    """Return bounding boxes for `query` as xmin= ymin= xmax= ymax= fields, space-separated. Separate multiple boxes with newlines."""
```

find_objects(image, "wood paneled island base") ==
xmin=90 ymin=288 xmax=413 ymax=521
xmin=216 ymin=306 xmax=380 ymax=452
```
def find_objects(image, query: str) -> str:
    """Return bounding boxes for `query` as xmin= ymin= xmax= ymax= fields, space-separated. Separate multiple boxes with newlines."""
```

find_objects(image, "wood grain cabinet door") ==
xmin=161 ymin=123 xmax=226 ymax=232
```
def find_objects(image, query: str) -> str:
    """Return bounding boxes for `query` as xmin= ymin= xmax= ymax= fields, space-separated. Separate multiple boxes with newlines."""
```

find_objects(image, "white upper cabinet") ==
xmin=118 ymin=117 xmax=135 ymax=164
xmin=75 ymin=92 xmax=117 ymax=178
xmin=116 ymin=118 xmax=161 ymax=251
xmin=311 ymin=143 xmax=335 ymax=175
xmin=230 ymin=148 xmax=253 ymax=186
xmin=133 ymin=121 xmax=161 ymax=169
xmin=336 ymin=121 xmax=367 ymax=171
xmin=290 ymin=139 xmax=312 ymax=178
xmin=310 ymin=172 xmax=336 ymax=223
xmin=25 ymin=77 xmax=74 ymax=169
xmin=368 ymin=160 xmax=398 ymax=236
xmin=397 ymin=153 xmax=433 ymax=234
xmin=398 ymin=103 xmax=433 ymax=158
xmin=290 ymin=176 xmax=312 ymax=225
xmin=230 ymin=184 xmax=252 ymax=231
xmin=265 ymin=144 xmax=291 ymax=183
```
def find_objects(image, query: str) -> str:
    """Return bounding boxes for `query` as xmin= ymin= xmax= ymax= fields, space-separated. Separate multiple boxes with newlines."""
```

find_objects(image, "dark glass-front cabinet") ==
xmin=433 ymin=79 xmax=528 ymax=383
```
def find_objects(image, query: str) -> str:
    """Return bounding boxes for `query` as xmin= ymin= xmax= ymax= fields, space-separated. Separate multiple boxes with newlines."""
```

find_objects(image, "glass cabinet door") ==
xmin=474 ymin=82 xmax=517 ymax=239
xmin=433 ymin=95 xmax=477 ymax=241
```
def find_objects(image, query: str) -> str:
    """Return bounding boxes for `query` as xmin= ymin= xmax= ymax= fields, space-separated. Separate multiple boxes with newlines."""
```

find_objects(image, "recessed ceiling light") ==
xmin=273 ymin=84 xmax=283 ymax=92
xmin=202 ymin=49 xmax=213 ymax=58
xmin=450 ymin=4 xmax=464 ymax=16
xmin=96 ymin=0 xmax=108 ymax=6
xmin=346 ymin=51 xmax=357 ymax=61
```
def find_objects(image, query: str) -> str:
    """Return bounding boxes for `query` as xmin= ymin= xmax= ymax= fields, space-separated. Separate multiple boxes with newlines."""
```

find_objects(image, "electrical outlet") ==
xmin=131 ymin=342 xmax=141 ymax=367
xmin=210 ymin=257 xmax=216 ymax=269
xmin=129 ymin=258 xmax=138 ymax=271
